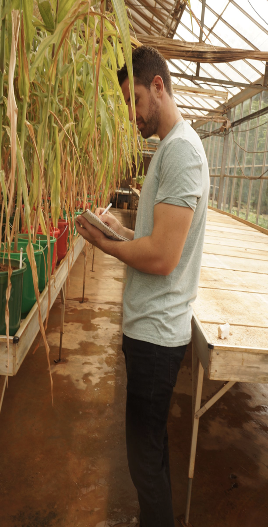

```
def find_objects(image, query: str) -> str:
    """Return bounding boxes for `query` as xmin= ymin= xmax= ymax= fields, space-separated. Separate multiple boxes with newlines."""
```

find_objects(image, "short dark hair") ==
xmin=117 ymin=45 xmax=173 ymax=98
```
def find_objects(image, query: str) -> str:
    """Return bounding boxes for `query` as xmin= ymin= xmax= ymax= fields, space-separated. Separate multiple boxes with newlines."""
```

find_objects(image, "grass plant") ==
xmin=0 ymin=0 xmax=139 ymax=386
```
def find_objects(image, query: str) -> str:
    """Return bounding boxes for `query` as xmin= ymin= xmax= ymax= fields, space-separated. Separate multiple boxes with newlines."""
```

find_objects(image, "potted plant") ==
xmin=0 ymin=258 xmax=27 ymax=336
xmin=0 ymin=240 xmax=43 ymax=317
xmin=18 ymin=233 xmax=56 ymax=292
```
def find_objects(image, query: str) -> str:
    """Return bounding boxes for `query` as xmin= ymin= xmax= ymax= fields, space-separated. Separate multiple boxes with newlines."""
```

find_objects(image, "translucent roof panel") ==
xmin=126 ymin=0 xmax=268 ymax=120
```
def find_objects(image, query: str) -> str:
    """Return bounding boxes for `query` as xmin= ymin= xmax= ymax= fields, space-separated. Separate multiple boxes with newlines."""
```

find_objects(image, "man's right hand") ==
xmin=95 ymin=208 xmax=134 ymax=240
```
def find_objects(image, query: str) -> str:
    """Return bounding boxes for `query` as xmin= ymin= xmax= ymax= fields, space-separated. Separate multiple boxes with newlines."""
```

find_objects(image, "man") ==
xmin=75 ymin=46 xmax=209 ymax=526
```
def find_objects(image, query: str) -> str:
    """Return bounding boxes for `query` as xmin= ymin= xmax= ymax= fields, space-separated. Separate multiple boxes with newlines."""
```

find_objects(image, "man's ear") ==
xmin=152 ymin=75 xmax=164 ymax=97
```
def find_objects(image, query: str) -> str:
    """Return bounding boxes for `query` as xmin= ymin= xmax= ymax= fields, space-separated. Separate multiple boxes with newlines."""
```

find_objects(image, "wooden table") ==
xmin=0 ymin=234 xmax=86 ymax=410
xmin=185 ymin=208 xmax=268 ymax=524
xmin=114 ymin=188 xmax=130 ymax=208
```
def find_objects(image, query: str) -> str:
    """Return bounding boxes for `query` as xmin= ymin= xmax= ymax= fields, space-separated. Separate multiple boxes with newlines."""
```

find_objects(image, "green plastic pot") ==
xmin=0 ymin=240 xmax=43 ymax=317
xmin=18 ymin=234 xmax=56 ymax=292
xmin=0 ymin=258 xmax=27 ymax=336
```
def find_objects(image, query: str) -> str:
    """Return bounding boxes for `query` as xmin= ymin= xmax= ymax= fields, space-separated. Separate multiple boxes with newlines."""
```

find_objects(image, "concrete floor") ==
xmin=1 ymin=210 xmax=268 ymax=527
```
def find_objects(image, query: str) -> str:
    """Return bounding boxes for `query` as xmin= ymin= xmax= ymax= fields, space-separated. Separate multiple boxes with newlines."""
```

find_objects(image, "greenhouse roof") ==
xmin=125 ymin=0 xmax=268 ymax=122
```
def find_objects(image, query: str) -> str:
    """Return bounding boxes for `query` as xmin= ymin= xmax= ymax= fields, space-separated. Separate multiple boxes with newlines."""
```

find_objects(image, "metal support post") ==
xmin=91 ymin=245 xmax=95 ymax=272
xmin=264 ymin=62 xmax=268 ymax=87
xmin=54 ymin=281 xmax=66 ymax=364
xmin=217 ymin=110 xmax=231 ymax=210
xmin=81 ymin=244 xmax=87 ymax=303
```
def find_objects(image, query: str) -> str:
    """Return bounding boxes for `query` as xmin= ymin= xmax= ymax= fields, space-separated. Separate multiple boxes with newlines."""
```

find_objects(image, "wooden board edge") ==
xmin=208 ymin=206 xmax=268 ymax=236
xmin=209 ymin=348 xmax=268 ymax=383
xmin=192 ymin=312 xmax=213 ymax=377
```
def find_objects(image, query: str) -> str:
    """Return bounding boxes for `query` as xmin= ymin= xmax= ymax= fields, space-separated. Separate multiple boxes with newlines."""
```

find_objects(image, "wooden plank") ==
xmin=204 ymin=236 xmax=268 ymax=253
xmin=203 ymin=244 xmax=268 ymax=262
xmin=206 ymin=224 xmax=267 ymax=237
xmin=0 ymin=235 xmax=85 ymax=376
xmin=208 ymin=348 xmax=268 ymax=383
xmin=193 ymin=288 xmax=268 ymax=328
xmin=0 ymin=375 xmax=7 ymax=412
xmin=207 ymin=206 xmax=268 ymax=236
xmin=202 ymin=323 xmax=268 ymax=350
xmin=205 ymin=223 xmax=260 ymax=234
xmin=201 ymin=253 xmax=268 ymax=273
xmin=191 ymin=315 xmax=212 ymax=377
xmin=205 ymin=230 xmax=267 ymax=244
xmin=199 ymin=268 xmax=268 ymax=294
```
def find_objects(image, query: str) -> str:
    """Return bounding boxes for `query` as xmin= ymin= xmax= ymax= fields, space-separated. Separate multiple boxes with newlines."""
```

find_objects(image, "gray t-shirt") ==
xmin=122 ymin=120 xmax=209 ymax=347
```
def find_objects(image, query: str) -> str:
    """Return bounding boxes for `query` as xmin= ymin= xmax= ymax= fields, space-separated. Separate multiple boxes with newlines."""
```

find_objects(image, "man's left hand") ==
xmin=75 ymin=215 xmax=107 ymax=248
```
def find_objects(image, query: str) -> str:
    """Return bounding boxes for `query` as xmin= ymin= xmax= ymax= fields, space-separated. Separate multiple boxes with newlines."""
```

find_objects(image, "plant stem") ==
xmin=0 ymin=0 xmax=6 ymax=170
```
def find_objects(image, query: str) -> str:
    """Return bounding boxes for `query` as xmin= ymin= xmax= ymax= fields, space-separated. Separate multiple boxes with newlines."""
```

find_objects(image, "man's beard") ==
xmin=138 ymin=94 xmax=159 ymax=139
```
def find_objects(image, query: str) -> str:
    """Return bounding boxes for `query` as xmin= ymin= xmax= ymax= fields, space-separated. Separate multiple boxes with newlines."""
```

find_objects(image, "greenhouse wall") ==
xmin=201 ymin=90 xmax=268 ymax=229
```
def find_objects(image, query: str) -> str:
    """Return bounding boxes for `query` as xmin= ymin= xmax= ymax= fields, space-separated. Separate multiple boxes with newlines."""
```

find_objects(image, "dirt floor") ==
xmin=1 ymin=210 xmax=268 ymax=527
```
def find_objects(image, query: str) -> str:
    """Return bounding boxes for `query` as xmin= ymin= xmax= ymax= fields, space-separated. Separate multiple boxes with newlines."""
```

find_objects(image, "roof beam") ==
xmin=127 ymin=6 xmax=162 ymax=34
xmin=199 ymin=104 xmax=268 ymax=138
xmin=182 ymin=114 xmax=228 ymax=122
xmin=196 ymin=0 xmax=206 ymax=76
xmin=170 ymin=72 xmax=268 ymax=90
xmin=127 ymin=0 xmax=171 ymax=28
xmin=176 ymin=104 xmax=225 ymax=114
xmin=178 ymin=20 xmax=263 ymax=79
xmin=173 ymin=84 xmax=228 ymax=100
xmin=162 ymin=0 xmax=186 ymax=39
xmin=193 ymin=75 xmax=266 ymax=129
xmin=129 ymin=13 xmax=155 ymax=35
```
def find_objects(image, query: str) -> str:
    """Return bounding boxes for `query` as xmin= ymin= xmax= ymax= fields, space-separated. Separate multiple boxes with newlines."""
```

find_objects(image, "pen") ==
xmin=101 ymin=203 xmax=112 ymax=215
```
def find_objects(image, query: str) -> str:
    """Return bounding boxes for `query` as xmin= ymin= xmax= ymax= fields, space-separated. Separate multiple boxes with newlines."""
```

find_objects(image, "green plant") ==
xmin=0 ymin=0 xmax=139 ymax=386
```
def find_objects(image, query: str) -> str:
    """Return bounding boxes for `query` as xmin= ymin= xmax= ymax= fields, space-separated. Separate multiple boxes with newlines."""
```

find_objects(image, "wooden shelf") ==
xmin=0 ymin=235 xmax=85 ymax=377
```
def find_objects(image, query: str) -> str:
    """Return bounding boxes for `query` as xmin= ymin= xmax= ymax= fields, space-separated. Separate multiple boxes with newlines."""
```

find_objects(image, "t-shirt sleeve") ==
xmin=154 ymin=138 xmax=203 ymax=212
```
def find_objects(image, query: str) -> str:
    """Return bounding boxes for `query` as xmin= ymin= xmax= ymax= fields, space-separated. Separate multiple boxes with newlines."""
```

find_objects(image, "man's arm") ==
xmin=75 ymin=202 xmax=194 ymax=275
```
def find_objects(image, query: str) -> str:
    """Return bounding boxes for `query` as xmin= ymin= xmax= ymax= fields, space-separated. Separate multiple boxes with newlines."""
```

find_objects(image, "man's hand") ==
xmin=75 ymin=215 xmax=107 ymax=248
xmin=95 ymin=208 xmax=124 ymax=236
xmin=95 ymin=208 xmax=134 ymax=241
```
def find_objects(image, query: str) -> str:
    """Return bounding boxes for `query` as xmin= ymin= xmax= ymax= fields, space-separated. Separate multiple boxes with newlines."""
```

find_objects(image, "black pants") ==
xmin=122 ymin=334 xmax=187 ymax=527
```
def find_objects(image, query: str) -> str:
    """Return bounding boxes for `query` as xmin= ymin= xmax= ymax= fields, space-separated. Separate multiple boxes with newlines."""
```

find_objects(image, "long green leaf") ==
xmin=57 ymin=0 xmax=76 ymax=24
xmin=22 ymin=0 xmax=34 ymax=54
xmin=37 ymin=0 xmax=55 ymax=32
xmin=111 ymin=0 xmax=137 ymax=167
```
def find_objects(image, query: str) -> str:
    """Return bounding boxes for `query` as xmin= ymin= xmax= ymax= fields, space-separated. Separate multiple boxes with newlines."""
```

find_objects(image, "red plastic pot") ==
xmin=57 ymin=220 xmax=69 ymax=264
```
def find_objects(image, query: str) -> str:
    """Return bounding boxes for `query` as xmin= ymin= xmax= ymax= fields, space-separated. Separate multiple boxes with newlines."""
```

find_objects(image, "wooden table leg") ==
xmin=185 ymin=351 xmax=204 ymax=526
xmin=191 ymin=341 xmax=199 ymax=422
xmin=81 ymin=244 xmax=87 ymax=303
xmin=54 ymin=282 xmax=66 ymax=364
xmin=0 ymin=375 xmax=8 ymax=413
xmin=91 ymin=246 xmax=95 ymax=272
